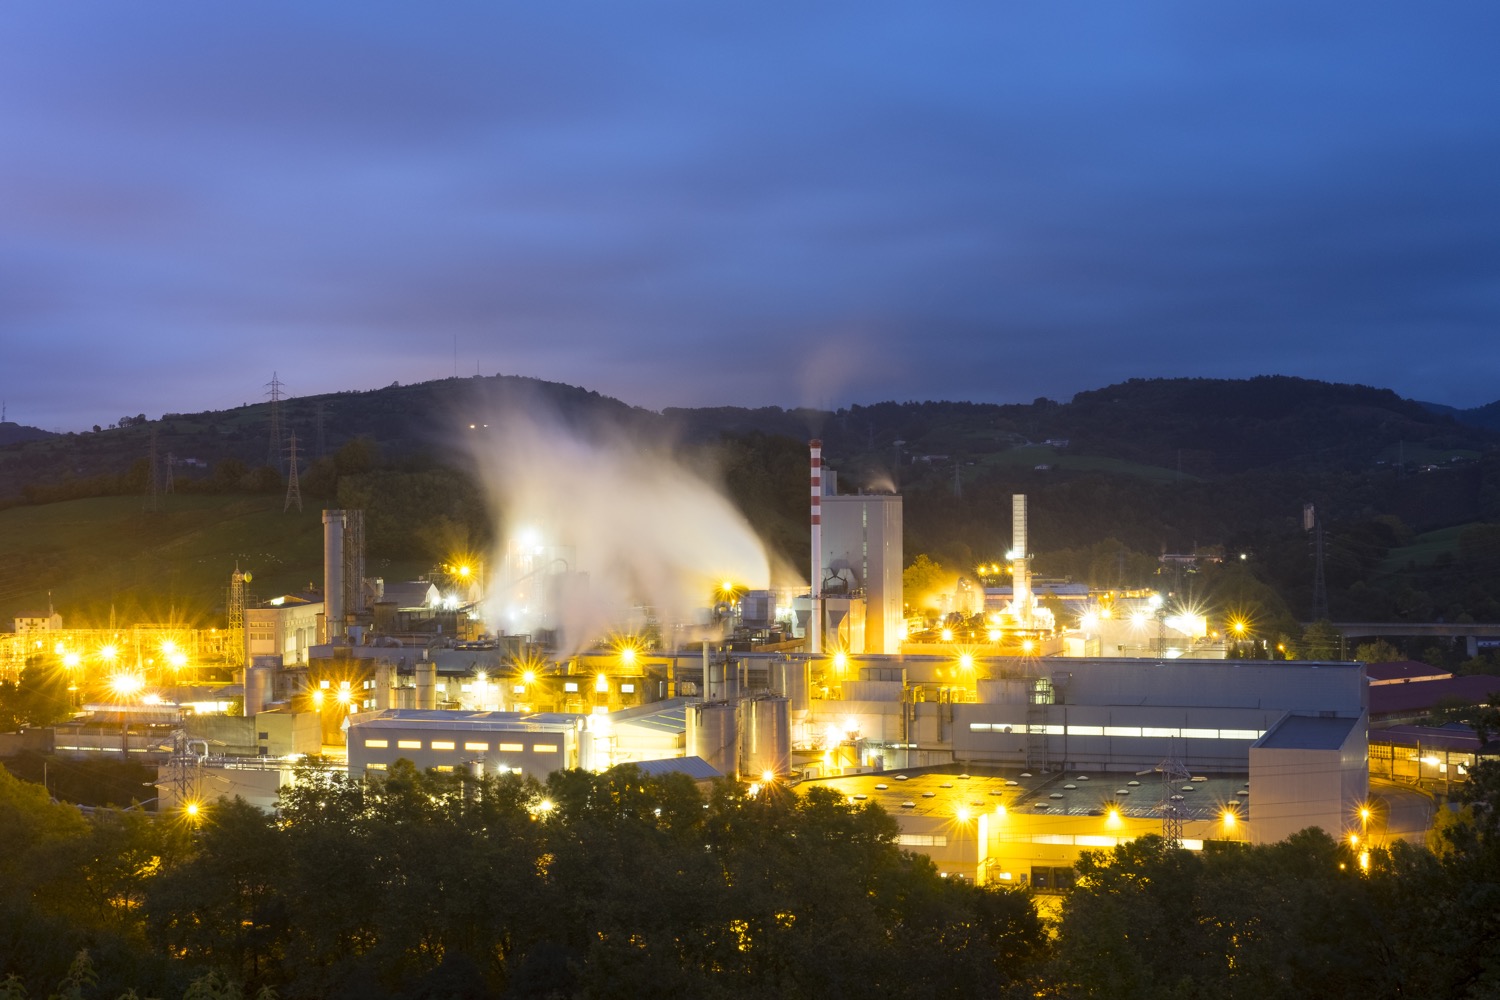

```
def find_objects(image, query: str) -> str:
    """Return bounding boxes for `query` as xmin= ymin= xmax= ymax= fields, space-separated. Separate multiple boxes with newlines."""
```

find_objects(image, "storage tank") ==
xmin=744 ymin=696 xmax=791 ymax=778
xmin=687 ymin=702 xmax=738 ymax=778
xmin=374 ymin=662 xmax=394 ymax=710
xmin=243 ymin=666 xmax=271 ymax=716
xmin=416 ymin=661 xmax=437 ymax=710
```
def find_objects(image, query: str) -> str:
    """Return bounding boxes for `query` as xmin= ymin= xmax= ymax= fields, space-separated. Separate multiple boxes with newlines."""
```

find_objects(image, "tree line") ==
xmin=4 ymin=757 xmax=1500 ymax=999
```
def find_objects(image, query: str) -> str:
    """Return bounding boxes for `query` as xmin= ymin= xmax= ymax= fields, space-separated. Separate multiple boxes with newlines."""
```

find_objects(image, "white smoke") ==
xmin=469 ymin=395 xmax=770 ymax=655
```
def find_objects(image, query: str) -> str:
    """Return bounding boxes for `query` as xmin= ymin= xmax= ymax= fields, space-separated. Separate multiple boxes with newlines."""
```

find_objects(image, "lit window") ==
xmin=1066 ymin=725 xmax=1104 ymax=736
xmin=968 ymin=723 xmax=992 ymax=732
xmin=431 ymin=741 xmax=455 ymax=751
xmin=1142 ymin=727 xmax=1179 ymax=738
xmin=564 ymin=682 xmax=579 ymax=692
xmin=621 ymin=683 xmax=635 ymax=693
xmin=364 ymin=739 xmax=389 ymax=748
xmin=1181 ymin=729 xmax=1218 ymax=740
xmin=533 ymin=744 xmax=559 ymax=753
xmin=1104 ymin=727 xmax=1142 ymax=738
xmin=498 ymin=743 xmax=523 ymax=752
xmin=896 ymin=834 xmax=948 ymax=847
xmin=367 ymin=763 xmax=387 ymax=771
xmin=464 ymin=742 xmax=489 ymax=752
xmin=397 ymin=740 xmax=421 ymax=750
xmin=1220 ymin=729 xmax=1262 ymax=740
xmin=434 ymin=765 xmax=454 ymax=772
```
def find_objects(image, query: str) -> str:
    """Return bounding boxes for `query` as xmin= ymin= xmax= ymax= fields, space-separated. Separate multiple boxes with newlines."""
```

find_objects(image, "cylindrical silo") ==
xmin=744 ymin=697 xmax=791 ymax=778
xmin=244 ymin=666 xmax=270 ymax=716
xmin=687 ymin=702 xmax=737 ymax=778
xmin=416 ymin=661 xmax=437 ymax=710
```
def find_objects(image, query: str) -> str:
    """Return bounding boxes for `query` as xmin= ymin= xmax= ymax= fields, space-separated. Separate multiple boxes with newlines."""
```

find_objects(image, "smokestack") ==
xmin=1011 ymin=494 xmax=1031 ymax=628
xmin=323 ymin=509 xmax=346 ymax=643
xmin=810 ymin=440 xmax=823 ymax=656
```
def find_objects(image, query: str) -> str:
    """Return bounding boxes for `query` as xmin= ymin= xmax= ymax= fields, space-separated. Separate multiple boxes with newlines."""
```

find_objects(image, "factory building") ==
xmin=819 ymin=494 xmax=904 ymax=655
xmin=246 ymin=594 xmax=323 ymax=666
xmin=349 ymin=709 xmax=583 ymax=776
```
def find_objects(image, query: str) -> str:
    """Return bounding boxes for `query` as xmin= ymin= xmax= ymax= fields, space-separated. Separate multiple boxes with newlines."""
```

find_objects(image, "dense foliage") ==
xmin=0 ymin=763 xmax=1043 ymax=1000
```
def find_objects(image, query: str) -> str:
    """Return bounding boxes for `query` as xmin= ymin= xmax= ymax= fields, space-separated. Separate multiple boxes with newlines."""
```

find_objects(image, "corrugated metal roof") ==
xmin=630 ymin=756 xmax=723 ymax=780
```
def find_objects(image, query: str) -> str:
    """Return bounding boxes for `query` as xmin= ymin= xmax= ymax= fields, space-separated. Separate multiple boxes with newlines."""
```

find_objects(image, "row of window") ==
xmin=967 ymin=723 xmax=1266 ymax=741
xmin=896 ymin=833 xmax=948 ymax=847
xmin=363 ymin=737 xmax=559 ymax=753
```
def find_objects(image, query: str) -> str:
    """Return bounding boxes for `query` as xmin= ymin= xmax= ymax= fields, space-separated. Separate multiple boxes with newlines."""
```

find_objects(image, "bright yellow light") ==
xmin=335 ymin=688 xmax=352 ymax=706
xmin=522 ymin=670 xmax=537 ymax=685
xmin=109 ymin=673 xmax=144 ymax=697
xmin=721 ymin=580 xmax=734 ymax=593
xmin=1106 ymin=808 xmax=1122 ymax=830
xmin=956 ymin=807 xmax=971 ymax=823
xmin=1230 ymin=619 xmax=1247 ymax=636
xmin=1021 ymin=639 xmax=1034 ymax=654
xmin=1348 ymin=833 xmax=1360 ymax=848
xmin=988 ymin=629 xmax=1001 ymax=642
xmin=185 ymin=801 xmax=200 ymax=818
xmin=100 ymin=644 xmax=119 ymax=663
xmin=312 ymin=689 xmax=325 ymax=708
xmin=161 ymin=639 xmax=178 ymax=656
xmin=958 ymin=653 xmax=974 ymax=671
xmin=1358 ymin=850 xmax=1370 ymax=871
xmin=1222 ymin=809 xmax=1237 ymax=828
xmin=620 ymin=646 xmax=638 ymax=666
xmin=169 ymin=652 xmax=187 ymax=669
xmin=995 ymin=804 xmax=1007 ymax=818
xmin=63 ymin=652 xmax=81 ymax=669
xmin=832 ymin=651 xmax=849 ymax=674
xmin=595 ymin=673 xmax=608 ymax=693
xmin=761 ymin=770 xmax=775 ymax=784
xmin=536 ymin=798 xmax=554 ymax=813
xmin=1079 ymin=612 xmax=1099 ymax=630
xmin=456 ymin=564 xmax=472 ymax=578
xmin=1359 ymin=806 xmax=1371 ymax=822
xmin=941 ymin=628 xmax=953 ymax=641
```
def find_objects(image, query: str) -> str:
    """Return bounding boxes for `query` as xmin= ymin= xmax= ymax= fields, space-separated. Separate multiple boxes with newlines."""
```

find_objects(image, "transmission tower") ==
xmin=1140 ymin=755 xmax=1191 ymax=845
xmin=146 ymin=425 xmax=160 ymax=512
xmin=284 ymin=433 xmax=303 ymax=513
xmin=226 ymin=566 xmax=249 ymax=669
xmin=164 ymin=452 xmax=175 ymax=494
xmin=266 ymin=373 xmax=286 ymax=473
xmin=314 ymin=400 xmax=326 ymax=458
xmin=1305 ymin=504 xmax=1329 ymax=621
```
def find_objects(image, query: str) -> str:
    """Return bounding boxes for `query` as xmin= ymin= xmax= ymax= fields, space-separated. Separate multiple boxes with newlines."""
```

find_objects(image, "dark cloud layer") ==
xmin=2 ymin=2 xmax=1497 ymax=430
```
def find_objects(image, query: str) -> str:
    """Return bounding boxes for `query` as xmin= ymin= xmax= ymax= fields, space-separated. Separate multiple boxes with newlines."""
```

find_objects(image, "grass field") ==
xmin=0 ymin=494 xmax=335 ymax=628
xmin=1377 ymin=524 xmax=1470 ymax=575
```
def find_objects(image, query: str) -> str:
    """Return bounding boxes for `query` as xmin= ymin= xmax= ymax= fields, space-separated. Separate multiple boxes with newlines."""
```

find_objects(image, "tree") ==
xmin=1353 ymin=639 xmax=1403 ymax=663
xmin=903 ymin=554 xmax=953 ymax=615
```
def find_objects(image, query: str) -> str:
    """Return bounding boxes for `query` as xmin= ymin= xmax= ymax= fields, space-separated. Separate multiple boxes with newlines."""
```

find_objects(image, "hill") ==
xmin=0 ymin=422 xmax=56 ymax=448
xmin=2 ymin=374 xmax=1500 ymax=651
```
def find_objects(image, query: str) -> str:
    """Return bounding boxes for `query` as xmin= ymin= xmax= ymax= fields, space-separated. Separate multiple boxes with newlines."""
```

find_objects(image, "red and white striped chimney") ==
xmin=810 ymin=439 xmax=823 ymax=655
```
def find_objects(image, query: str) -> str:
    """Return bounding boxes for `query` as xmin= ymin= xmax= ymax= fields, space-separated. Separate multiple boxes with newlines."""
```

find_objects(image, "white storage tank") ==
xmin=688 ymin=702 xmax=738 ymax=778
xmin=243 ymin=666 xmax=271 ymax=716
xmin=744 ymin=696 xmax=791 ymax=778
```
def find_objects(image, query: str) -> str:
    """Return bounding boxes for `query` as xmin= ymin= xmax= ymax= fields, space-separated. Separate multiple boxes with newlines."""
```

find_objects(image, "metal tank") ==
xmin=743 ymin=696 xmax=791 ymax=778
xmin=688 ymin=701 xmax=738 ymax=779
xmin=243 ymin=666 xmax=271 ymax=716
xmin=416 ymin=661 xmax=437 ymax=710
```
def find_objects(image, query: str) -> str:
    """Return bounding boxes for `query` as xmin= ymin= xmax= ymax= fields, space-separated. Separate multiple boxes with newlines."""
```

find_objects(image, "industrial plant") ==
xmin=4 ymin=436 xmax=1423 ymax=885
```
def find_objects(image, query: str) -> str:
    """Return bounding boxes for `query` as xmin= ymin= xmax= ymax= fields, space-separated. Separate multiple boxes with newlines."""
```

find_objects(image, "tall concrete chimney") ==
xmin=323 ymin=509 xmax=346 ymax=643
xmin=810 ymin=440 xmax=823 ymax=655
xmin=1011 ymin=494 xmax=1031 ymax=629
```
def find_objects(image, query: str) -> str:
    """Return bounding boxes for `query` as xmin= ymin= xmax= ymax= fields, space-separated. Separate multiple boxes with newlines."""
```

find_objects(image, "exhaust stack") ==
xmin=810 ymin=440 xmax=823 ymax=655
